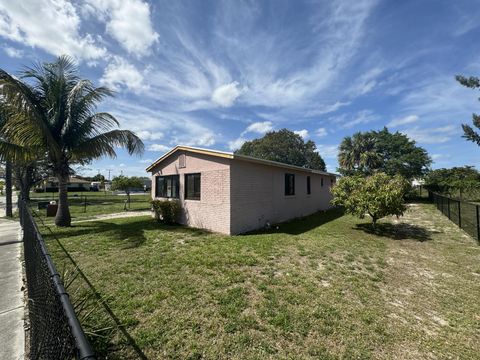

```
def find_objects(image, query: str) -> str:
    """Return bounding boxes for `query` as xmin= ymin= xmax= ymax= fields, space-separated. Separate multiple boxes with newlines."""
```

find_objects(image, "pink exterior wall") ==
xmin=150 ymin=151 xmax=231 ymax=234
xmin=149 ymin=150 xmax=335 ymax=235
xmin=230 ymin=159 xmax=335 ymax=234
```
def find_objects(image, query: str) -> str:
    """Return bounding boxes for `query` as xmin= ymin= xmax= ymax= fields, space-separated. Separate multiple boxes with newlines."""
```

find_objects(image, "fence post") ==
xmin=84 ymin=195 xmax=87 ymax=213
xmin=447 ymin=198 xmax=451 ymax=219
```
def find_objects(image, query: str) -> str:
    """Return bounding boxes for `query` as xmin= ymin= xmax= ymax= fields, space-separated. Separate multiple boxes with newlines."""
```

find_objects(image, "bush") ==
xmin=331 ymin=172 xmax=409 ymax=227
xmin=151 ymin=199 xmax=180 ymax=224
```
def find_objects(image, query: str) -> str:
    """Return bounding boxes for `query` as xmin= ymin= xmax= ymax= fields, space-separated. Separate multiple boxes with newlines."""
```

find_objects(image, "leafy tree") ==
xmin=424 ymin=166 xmax=480 ymax=199
xmin=111 ymin=176 xmax=143 ymax=206
xmin=0 ymin=56 xmax=144 ymax=226
xmin=92 ymin=173 xmax=105 ymax=182
xmin=338 ymin=128 xmax=431 ymax=179
xmin=331 ymin=172 xmax=409 ymax=227
xmin=456 ymin=75 xmax=480 ymax=145
xmin=235 ymin=129 xmax=326 ymax=171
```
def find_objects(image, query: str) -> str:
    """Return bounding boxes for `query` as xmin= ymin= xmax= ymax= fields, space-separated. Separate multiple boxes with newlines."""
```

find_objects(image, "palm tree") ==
xmin=338 ymin=132 xmax=381 ymax=176
xmin=0 ymin=56 xmax=144 ymax=226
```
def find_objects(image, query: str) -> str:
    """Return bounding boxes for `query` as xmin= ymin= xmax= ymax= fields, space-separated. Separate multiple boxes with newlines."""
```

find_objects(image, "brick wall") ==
xmin=230 ymin=160 xmax=334 ymax=234
xmin=150 ymin=151 xmax=231 ymax=234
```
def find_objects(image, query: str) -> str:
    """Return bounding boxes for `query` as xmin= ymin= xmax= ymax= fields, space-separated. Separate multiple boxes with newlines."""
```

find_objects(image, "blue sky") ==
xmin=1 ymin=0 xmax=480 ymax=177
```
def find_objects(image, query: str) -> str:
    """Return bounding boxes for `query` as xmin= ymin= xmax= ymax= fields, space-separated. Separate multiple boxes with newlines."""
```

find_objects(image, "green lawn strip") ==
xmin=30 ymin=192 xmax=151 ymax=222
xmin=40 ymin=203 xmax=480 ymax=359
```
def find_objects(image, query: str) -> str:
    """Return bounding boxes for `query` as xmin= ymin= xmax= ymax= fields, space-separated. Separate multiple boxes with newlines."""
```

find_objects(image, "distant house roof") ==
xmin=146 ymin=145 xmax=337 ymax=177
xmin=47 ymin=176 xmax=91 ymax=184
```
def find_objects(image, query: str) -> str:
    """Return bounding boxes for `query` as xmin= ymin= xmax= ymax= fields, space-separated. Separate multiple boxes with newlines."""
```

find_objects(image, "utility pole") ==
xmin=107 ymin=169 xmax=112 ymax=181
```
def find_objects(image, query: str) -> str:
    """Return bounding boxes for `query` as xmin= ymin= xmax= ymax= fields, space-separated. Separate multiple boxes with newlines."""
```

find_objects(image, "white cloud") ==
xmin=3 ymin=46 xmax=22 ymax=58
xmin=148 ymin=144 xmax=171 ymax=152
xmin=0 ymin=0 xmax=106 ymax=60
xmin=316 ymin=145 xmax=338 ymax=159
xmin=304 ymin=101 xmax=351 ymax=117
xmin=211 ymin=81 xmax=242 ymax=107
xmin=387 ymin=115 xmax=419 ymax=127
xmin=348 ymin=67 xmax=384 ymax=96
xmin=106 ymin=99 xmax=217 ymax=149
xmin=136 ymin=130 xmax=164 ymax=141
xmin=403 ymin=125 xmax=458 ymax=144
xmin=83 ymin=0 xmax=159 ymax=56
xmin=294 ymin=129 xmax=309 ymax=139
xmin=139 ymin=158 xmax=153 ymax=164
xmin=100 ymin=57 xmax=147 ymax=93
xmin=316 ymin=128 xmax=328 ymax=137
xmin=334 ymin=109 xmax=379 ymax=129
xmin=228 ymin=137 xmax=246 ymax=151
xmin=243 ymin=121 xmax=273 ymax=135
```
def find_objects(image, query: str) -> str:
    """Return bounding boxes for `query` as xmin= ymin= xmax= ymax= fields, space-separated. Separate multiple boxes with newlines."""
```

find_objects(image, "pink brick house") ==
xmin=146 ymin=146 xmax=337 ymax=235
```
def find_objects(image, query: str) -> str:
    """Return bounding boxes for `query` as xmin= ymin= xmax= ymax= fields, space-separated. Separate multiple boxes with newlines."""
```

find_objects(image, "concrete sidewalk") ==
xmin=0 ymin=197 xmax=25 ymax=360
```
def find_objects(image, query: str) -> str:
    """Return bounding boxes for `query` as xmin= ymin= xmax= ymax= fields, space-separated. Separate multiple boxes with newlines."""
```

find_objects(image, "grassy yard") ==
xmin=40 ymin=202 xmax=480 ymax=359
xmin=30 ymin=191 xmax=151 ymax=222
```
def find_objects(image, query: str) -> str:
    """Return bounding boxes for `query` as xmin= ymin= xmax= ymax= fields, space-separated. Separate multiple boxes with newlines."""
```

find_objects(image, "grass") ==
xmin=30 ymin=191 xmax=151 ymax=222
xmin=39 ymin=202 xmax=480 ymax=359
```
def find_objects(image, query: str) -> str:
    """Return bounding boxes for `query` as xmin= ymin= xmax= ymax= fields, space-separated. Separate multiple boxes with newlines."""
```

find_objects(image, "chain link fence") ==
xmin=432 ymin=192 xmax=480 ymax=242
xmin=19 ymin=200 xmax=96 ymax=360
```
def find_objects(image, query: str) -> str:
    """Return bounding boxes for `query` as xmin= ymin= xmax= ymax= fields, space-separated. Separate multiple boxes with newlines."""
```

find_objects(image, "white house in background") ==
xmin=39 ymin=177 xmax=91 ymax=192
xmin=147 ymin=146 xmax=337 ymax=235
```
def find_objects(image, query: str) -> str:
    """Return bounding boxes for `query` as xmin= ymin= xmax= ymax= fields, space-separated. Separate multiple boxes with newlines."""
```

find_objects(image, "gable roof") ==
xmin=146 ymin=145 xmax=337 ymax=177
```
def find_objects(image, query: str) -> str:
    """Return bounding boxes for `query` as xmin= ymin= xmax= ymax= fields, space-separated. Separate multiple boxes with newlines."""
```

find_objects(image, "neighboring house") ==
xmin=38 ymin=177 xmax=91 ymax=192
xmin=147 ymin=145 xmax=337 ymax=235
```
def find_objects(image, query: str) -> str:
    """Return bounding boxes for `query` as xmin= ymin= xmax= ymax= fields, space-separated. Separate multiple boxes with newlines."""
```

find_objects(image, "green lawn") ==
xmin=40 ymin=202 xmax=480 ymax=359
xmin=30 ymin=191 xmax=151 ymax=222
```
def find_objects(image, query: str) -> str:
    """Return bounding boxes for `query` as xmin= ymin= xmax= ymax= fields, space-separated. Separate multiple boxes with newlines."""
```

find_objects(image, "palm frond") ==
xmin=0 ymin=139 xmax=39 ymax=163
xmin=72 ymin=129 xmax=144 ymax=161
xmin=0 ymin=69 xmax=59 ymax=152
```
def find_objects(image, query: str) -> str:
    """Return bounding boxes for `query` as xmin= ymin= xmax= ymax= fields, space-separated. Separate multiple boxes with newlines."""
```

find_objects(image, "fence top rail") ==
xmin=19 ymin=199 xmax=96 ymax=360
xmin=431 ymin=192 xmax=479 ymax=206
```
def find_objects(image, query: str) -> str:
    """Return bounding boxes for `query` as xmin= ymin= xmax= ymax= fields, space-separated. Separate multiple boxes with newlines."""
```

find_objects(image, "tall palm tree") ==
xmin=338 ymin=132 xmax=381 ymax=176
xmin=0 ymin=56 xmax=144 ymax=226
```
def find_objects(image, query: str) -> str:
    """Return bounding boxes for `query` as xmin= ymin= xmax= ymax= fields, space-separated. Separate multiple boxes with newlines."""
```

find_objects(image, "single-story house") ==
xmin=37 ymin=177 xmax=92 ymax=192
xmin=146 ymin=145 xmax=337 ymax=235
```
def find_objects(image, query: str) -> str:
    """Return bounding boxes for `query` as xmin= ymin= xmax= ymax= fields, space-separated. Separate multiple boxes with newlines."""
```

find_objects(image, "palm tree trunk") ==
xmin=5 ymin=160 xmax=13 ymax=217
xmin=55 ymin=175 xmax=71 ymax=226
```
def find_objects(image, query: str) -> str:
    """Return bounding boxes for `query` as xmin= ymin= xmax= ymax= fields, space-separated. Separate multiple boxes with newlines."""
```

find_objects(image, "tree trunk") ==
xmin=14 ymin=165 xmax=32 ymax=201
xmin=5 ymin=160 xmax=13 ymax=217
xmin=55 ymin=175 xmax=71 ymax=227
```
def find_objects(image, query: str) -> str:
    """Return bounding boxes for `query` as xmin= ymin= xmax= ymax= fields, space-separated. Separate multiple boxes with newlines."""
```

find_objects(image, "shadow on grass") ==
xmin=44 ymin=217 xmax=213 ymax=249
xmin=354 ymin=222 xmax=432 ymax=242
xmin=243 ymin=207 xmax=345 ymax=236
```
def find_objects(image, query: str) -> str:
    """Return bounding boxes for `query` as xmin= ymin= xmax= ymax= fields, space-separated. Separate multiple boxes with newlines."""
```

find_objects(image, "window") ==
xmin=331 ymin=178 xmax=335 ymax=186
xmin=179 ymin=154 xmax=186 ymax=168
xmin=307 ymin=176 xmax=311 ymax=195
xmin=285 ymin=173 xmax=295 ymax=196
xmin=185 ymin=173 xmax=201 ymax=200
xmin=155 ymin=175 xmax=179 ymax=198
xmin=321 ymin=178 xmax=324 ymax=187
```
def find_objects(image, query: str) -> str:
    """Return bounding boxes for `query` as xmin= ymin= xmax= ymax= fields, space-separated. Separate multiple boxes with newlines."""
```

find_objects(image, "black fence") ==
xmin=19 ymin=200 xmax=96 ymax=359
xmin=432 ymin=192 xmax=480 ymax=242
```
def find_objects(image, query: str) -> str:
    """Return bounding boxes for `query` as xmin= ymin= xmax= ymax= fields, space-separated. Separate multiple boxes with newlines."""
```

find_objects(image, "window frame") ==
xmin=155 ymin=175 xmax=180 ymax=199
xmin=185 ymin=173 xmax=201 ymax=200
xmin=307 ymin=176 xmax=311 ymax=195
xmin=284 ymin=173 xmax=295 ymax=196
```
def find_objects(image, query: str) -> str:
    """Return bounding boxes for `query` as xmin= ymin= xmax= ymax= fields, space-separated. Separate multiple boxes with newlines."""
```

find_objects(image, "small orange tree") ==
xmin=331 ymin=172 xmax=409 ymax=227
